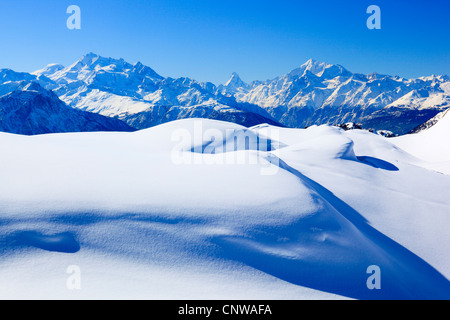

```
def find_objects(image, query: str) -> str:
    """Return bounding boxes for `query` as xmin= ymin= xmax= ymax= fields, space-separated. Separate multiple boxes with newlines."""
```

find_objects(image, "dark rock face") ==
xmin=360 ymin=107 xmax=443 ymax=135
xmin=0 ymin=83 xmax=134 ymax=135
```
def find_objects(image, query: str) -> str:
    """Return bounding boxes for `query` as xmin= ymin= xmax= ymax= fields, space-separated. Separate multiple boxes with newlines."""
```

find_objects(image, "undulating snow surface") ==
xmin=0 ymin=119 xmax=449 ymax=299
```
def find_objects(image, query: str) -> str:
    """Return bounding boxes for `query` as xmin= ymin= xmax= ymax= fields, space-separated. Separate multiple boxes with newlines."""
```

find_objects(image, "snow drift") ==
xmin=0 ymin=118 xmax=449 ymax=299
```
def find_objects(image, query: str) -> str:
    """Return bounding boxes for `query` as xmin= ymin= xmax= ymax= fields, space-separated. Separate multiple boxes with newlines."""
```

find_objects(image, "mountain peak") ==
xmin=83 ymin=52 xmax=99 ymax=59
xmin=73 ymin=53 xmax=129 ymax=70
xmin=79 ymin=52 xmax=100 ymax=65
xmin=301 ymin=58 xmax=319 ymax=67
xmin=302 ymin=59 xmax=332 ymax=74
xmin=71 ymin=54 xmax=163 ymax=79
xmin=288 ymin=59 xmax=326 ymax=77
xmin=225 ymin=72 xmax=247 ymax=88
xmin=22 ymin=81 xmax=44 ymax=92
xmin=287 ymin=59 xmax=351 ymax=79
xmin=132 ymin=61 xmax=163 ymax=79
xmin=19 ymin=81 xmax=59 ymax=100
xmin=32 ymin=63 xmax=65 ymax=77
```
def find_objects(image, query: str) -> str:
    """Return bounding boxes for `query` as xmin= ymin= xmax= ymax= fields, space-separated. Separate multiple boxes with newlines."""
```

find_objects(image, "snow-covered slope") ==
xmin=0 ymin=118 xmax=448 ymax=299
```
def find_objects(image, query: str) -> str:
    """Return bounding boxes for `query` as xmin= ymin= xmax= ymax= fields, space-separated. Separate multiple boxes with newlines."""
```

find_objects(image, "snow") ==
xmin=35 ymin=53 xmax=221 ymax=122
xmin=231 ymin=60 xmax=449 ymax=115
xmin=0 ymin=118 xmax=449 ymax=299
xmin=386 ymin=89 xmax=450 ymax=109
xmin=391 ymin=109 xmax=450 ymax=174
xmin=60 ymin=88 xmax=153 ymax=118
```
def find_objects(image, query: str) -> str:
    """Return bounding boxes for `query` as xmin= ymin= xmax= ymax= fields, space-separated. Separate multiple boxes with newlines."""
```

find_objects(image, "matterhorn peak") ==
xmin=225 ymin=72 xmax=247 ymax=88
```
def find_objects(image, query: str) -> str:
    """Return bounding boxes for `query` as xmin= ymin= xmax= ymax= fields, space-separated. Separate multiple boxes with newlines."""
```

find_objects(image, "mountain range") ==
xmin=1 ymin=53 xmax=449 ymax=135
xmin=218 ymin=59 xmax=450 ymax=134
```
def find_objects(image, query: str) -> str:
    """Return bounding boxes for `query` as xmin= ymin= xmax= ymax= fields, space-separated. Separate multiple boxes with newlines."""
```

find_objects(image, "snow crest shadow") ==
xmin=213 ymin=157 xmax=450 ymax=300
xmin=10 ymin=231 xmax=80 ymax=253
xmin=356 ymin=156 xmax=399 ymax=171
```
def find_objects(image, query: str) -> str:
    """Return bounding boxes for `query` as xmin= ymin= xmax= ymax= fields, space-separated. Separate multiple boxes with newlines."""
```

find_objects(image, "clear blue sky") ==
xmin=0 ymin=0 xmax=448 ymax=84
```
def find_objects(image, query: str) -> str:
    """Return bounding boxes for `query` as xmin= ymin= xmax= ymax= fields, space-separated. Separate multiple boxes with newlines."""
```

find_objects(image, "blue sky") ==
xmin=0 ymin=0 xmax=448 ymax=84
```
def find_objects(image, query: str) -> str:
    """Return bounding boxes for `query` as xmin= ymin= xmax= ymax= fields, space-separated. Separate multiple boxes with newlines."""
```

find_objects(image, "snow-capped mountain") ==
xmin=217 ymin=72 xmax=250 ymax=96
xmin=0 ymin=80 xmax=133 ymax=135
xmin=0 ymin=68 xmax=53 ymax=96
xmin=33 ymin=53 xmax=280 ymax=129
xmin=219 ymin=59 xmax=450 ymax=134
